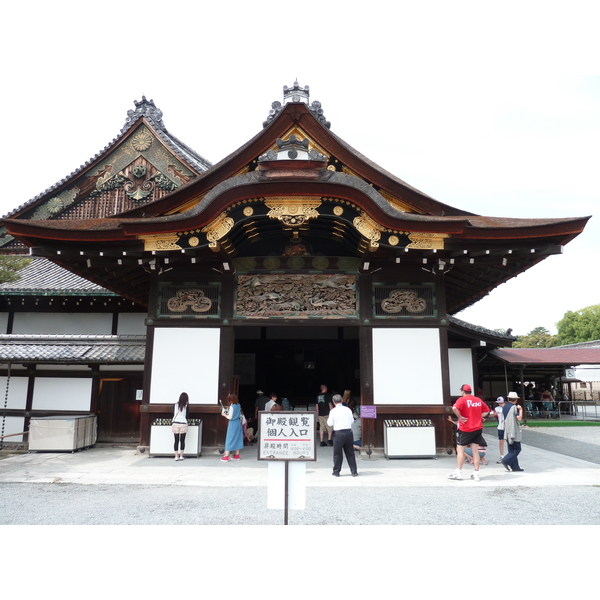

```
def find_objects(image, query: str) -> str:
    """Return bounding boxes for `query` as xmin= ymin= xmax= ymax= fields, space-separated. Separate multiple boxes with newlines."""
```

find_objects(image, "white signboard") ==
xmin=258 ymin=411 xmax=316 ymax=461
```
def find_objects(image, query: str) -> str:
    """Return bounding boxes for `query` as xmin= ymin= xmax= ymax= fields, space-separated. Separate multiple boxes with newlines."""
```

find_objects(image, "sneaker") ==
xmin=332 ymin=472 xmax=340 ymax=477
xmin=448 ymin=470 xmax=463 ymax=480
xmin=352 ymin=472 xmax=358 ymax=477
xmin=220 ymin=456 xmax=229 ymax=462
xmin=501 ymin=460 xmax=511 ymax=472
xmin=231 ymin=454 xmax=240 ymax=460
xmin=512 ymin=467 xmax=525 ymax=472
xmin=327 ymin=440 xmax=333 ymax=446
xmin=471 ymin=472 xmax=481 ymax=482
xmin=320 ymin=441 xmax=327 ymax=447
xmin=496 ymin=458 xmax=504 ymax=464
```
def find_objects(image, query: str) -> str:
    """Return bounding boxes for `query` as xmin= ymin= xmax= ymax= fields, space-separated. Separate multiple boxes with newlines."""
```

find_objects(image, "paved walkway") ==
xmin=2 ymin=429 xmax=600 ymax=488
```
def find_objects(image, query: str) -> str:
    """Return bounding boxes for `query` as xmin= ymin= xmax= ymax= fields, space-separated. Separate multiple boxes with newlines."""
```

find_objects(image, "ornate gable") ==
xmin=0 ymin=97 xmax=211 ymax=250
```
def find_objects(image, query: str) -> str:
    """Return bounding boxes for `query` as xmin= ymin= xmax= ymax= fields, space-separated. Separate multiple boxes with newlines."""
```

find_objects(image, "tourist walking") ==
xmin=501 ymin=391 xmax=524 ymax=472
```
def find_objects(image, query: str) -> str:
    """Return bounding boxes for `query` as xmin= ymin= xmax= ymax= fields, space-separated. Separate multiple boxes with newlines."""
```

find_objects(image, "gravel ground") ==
xmin=2 ymin=426 xmax=600 ymax=526
xmin=1 ymin=481 xmax=599 ymax=525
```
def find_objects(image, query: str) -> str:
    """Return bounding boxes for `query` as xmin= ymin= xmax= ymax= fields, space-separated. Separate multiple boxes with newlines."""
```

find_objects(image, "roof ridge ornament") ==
xmin=263 ymin=81 xmax=331 ymax=129
xmin=121 ymin=96 xmax=165 ymax=133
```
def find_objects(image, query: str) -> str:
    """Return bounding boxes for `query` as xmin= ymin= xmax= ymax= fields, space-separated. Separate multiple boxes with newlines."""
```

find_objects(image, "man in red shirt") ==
xmin=448 ymin=384 xmax=490 ymax=481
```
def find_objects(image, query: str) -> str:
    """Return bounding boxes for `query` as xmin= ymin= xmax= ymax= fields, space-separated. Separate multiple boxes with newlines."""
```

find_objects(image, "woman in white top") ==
xmin=172 ymin=392 xmax=189 ymax=461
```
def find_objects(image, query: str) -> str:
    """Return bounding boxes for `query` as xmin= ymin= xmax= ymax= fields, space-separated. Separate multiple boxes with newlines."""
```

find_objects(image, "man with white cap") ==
xmin=448 ymin=384 xmax=490 ymax=481
xmin=493 ymin=396 xmax=506 ymax=463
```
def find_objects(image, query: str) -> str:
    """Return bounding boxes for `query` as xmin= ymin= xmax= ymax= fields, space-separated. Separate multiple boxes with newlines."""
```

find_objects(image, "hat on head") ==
xmin=256 ymin=390 xmax=263 ymax=394
xmin=461 ymin=384 xmax=472 ymax=393
xmin=496 ymin=396 xmax=505 ymax=403
xmin=507 ymin=391 xmax=519 ymax=399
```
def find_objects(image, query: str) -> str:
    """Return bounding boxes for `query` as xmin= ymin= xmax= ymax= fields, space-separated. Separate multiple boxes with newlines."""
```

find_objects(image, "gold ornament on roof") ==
xmin=141 ymin=233 xmax=182 ymax=251
xmin=407 ymin=232 xmax=446 ymax=250
xmin=201 ymin=212 xmax=235 ymax=248
xmin=132 ymin=129 xmax=153 ymax=152
xmin=265 ymin=197 xmax=321 ymax=226
xmin=353 ymin=212 xmax=383 ymax=249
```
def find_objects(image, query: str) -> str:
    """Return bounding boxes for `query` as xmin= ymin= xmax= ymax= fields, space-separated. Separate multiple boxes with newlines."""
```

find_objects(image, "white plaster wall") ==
xmin=0 ymin=312 xmax=8 ymax=334
xmin=31 ymin=378 xmax=92 ymax=411
xmin=0 ymin=376 xmax=29 ymax=409
xmin=448 ymin=348 xmax=474 ymax=396
xmin=117 ymin=313 xmax=147 ymax=334
xmin=150 ymin=328 xmax=220 ymax=405
xmin=1 ymin=416 xmax=26 ymax=442
xmin=13 ymin=312 xmax=112 ymax=334
xmin=372 ymin=328 xmax=443 ymax=405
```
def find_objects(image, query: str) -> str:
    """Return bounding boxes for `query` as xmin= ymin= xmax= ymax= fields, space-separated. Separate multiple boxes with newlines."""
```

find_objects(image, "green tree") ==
xmin=0 ymin=255 xmax=30 ymax=284
xmin=513 ymin=326 xmax=559 ymax=348
xmin=557 ymin=305 xmax=600 ymax=345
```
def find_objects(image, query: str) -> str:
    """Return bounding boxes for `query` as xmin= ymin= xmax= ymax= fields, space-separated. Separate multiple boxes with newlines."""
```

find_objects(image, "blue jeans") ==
xmin=503 ymin=441 xmax=521 ymax=470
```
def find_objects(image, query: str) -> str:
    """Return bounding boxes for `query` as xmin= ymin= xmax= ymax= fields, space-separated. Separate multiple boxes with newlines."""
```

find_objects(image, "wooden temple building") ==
xmin=0 ymin=83 xmax=590 ymax=451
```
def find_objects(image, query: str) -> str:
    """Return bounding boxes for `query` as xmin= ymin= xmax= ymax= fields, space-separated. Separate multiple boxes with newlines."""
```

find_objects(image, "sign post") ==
xmin=258 ymin=411 xmax=316 ymax=525
xmin=359 ymin=405 xmax=377 ymax=460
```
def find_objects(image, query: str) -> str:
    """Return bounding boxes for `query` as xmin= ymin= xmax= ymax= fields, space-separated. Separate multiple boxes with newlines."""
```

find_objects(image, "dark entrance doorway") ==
xmin=97 ymin=377 xmax=143 ymax=442
xmin=234 ymin=326 xmax=360 ymax=415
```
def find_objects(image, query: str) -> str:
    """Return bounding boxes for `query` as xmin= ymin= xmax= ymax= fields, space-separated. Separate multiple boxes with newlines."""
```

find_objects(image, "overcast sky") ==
xmin=2 ymin=1 xmax=598 ymax=336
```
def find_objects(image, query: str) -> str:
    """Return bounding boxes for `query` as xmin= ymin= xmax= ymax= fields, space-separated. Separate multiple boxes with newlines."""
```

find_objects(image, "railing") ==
xmin=556 ymin=401 xmax=600 ymax=422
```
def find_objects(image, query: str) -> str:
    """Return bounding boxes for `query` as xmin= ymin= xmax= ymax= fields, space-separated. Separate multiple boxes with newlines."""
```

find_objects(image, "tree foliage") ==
xmin=0 ymin=255 xmax=30 ymax=284
xmin=513 ymin=326 xmax=559 ymax=348
xmin=557 ymin=305 xmax=600 ymax=345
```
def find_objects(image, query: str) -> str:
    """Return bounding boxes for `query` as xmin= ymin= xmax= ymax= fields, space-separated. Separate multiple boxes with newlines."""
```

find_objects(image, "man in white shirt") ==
xmin=327 ymin=394 xmax=358 ymax=477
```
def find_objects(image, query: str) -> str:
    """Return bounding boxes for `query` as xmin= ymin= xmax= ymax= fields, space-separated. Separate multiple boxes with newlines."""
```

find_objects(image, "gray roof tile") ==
xmin=0 ymin=334 xmax=145 ymax=363
xmin=0 ymin=257 xmax=114 ymax=295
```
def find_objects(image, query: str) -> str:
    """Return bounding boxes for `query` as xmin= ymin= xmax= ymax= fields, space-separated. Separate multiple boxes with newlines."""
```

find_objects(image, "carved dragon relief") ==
xmin=236 ymin=273 xmax=357 ymax=318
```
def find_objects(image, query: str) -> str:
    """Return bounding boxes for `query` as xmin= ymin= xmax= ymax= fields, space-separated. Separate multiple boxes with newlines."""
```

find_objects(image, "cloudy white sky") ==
xmin=2 ymin=1 xmax=598 ymax=336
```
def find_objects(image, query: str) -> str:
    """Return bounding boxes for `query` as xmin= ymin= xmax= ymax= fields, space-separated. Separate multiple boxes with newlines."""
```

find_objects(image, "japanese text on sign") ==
xmin=258 ymin=412 xmax=316 ymax=461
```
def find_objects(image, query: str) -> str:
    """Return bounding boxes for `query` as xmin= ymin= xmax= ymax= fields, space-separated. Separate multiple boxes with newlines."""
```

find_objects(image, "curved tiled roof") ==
xmin=0 ymin=334 xmax=145 ymax=363
xmin=0 ymin=257 xmax=114 ymax=295
xmin=489 ymin=347 xmax=600 ymax=365
xmin=448 ymin=315 xmax=516 ymax=342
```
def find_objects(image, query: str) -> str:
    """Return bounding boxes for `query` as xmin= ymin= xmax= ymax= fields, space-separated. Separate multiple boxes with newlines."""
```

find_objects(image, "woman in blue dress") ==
xmin=220 ymin=393 xmax=243 ymax=462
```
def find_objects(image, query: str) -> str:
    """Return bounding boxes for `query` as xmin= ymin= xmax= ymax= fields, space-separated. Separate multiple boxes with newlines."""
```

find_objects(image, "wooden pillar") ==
xmin=139 ymin=270 xmax=158 ymax=447
xmin=358 ymin=270 xmax=374 ymax=450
